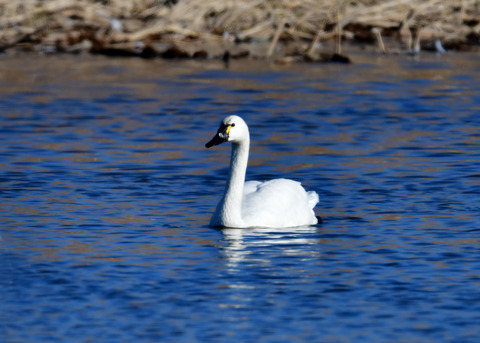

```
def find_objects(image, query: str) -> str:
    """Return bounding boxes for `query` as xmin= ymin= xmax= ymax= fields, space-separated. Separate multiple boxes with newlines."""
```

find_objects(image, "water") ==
xmin=1 ymin=52 xmax=479 ymax=343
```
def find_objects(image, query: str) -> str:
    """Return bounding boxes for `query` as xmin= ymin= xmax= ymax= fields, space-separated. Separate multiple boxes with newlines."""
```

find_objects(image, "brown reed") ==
xmin=0 ymin=0 xmax=478 ymax=59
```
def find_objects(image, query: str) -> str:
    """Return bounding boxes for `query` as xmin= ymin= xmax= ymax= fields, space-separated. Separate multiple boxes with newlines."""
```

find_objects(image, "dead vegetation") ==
xmin=0 ymin=0 xmax=478 ymax=62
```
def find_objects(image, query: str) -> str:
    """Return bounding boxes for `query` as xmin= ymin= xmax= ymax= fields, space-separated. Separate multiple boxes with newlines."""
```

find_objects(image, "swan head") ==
xmin=205 ymin=115 xmax=249 ymax=148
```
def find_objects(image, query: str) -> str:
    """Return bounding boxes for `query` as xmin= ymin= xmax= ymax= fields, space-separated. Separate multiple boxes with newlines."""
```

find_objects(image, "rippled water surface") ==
xmin=1 ymin=52 xmax=480 ymax=342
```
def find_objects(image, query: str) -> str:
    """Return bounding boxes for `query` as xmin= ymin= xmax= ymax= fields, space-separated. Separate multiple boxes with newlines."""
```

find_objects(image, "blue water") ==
xmin=1 ymin=53 xmax=480 ymax=343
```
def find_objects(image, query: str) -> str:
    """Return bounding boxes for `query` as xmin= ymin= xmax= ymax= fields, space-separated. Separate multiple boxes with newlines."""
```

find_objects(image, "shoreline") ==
xmin=1 ymin=0 xmax=479 ymax=63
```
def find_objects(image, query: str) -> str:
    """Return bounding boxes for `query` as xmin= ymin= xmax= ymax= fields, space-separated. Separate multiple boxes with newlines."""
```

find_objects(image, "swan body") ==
xmin=205 ymin=115 xmax=319 ymax=228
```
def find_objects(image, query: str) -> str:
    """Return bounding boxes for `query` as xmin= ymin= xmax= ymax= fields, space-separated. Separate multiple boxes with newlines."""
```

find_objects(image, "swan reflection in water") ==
xmin=220 ymin=225 xmax=322 ymax=268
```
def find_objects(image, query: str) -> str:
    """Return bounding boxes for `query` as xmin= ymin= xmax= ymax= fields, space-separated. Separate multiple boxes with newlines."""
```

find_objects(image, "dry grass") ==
xmin=0 ymin=0 xmax=478 ymax=59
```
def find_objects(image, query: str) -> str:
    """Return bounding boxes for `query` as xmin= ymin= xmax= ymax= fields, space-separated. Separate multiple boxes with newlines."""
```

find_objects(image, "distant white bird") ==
xmin=205 ymin=115 xmax=320 ymax=228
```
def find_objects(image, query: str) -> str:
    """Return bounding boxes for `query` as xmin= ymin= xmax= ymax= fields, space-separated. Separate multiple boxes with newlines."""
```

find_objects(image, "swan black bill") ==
xmin=205 ymin=133 xmax=228 ymax=148
xmin=206 ymin=122 xmax=232 ymax=148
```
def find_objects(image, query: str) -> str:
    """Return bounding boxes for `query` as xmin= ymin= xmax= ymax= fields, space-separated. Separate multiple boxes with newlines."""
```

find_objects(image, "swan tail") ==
xmin=307 ymin=191 xmax=319 ymax=209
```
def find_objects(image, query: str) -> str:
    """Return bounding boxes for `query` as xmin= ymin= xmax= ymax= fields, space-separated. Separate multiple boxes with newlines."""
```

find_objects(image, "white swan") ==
xmin=205 ymin=115 xmax=320 ymax=228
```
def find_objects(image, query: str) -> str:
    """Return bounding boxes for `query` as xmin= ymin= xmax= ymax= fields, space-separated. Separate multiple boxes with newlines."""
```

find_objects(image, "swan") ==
xmin=205 ymin=115 xmax=320 ymax=228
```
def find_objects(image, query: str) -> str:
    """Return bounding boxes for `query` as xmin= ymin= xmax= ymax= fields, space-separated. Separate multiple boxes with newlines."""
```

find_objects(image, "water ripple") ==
xmin=1 ymin=53 xmax=480 ymax=343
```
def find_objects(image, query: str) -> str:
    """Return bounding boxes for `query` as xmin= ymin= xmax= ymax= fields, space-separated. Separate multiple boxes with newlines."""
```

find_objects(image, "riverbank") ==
xmin=1 ymin=0 xmax=479 ymax=63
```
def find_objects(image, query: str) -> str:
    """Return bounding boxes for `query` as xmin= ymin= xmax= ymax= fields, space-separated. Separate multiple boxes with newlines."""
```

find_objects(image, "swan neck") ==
xmin=228 ymin=140 xmax=249 ymax=193
xmin=220 ymin=138 xmax=249 ymax=226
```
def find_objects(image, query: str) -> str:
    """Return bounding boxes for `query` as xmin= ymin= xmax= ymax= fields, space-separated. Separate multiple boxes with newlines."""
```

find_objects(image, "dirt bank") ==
xmin=1 ymin=0 xmax=479 ymax=62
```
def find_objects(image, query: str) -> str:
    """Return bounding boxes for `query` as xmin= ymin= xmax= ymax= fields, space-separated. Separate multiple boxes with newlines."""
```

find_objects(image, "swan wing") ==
xmin=241 ymin=178 xmax=318 ymax=228
xmin=243 ymin=180 xmax=262 ymax=196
